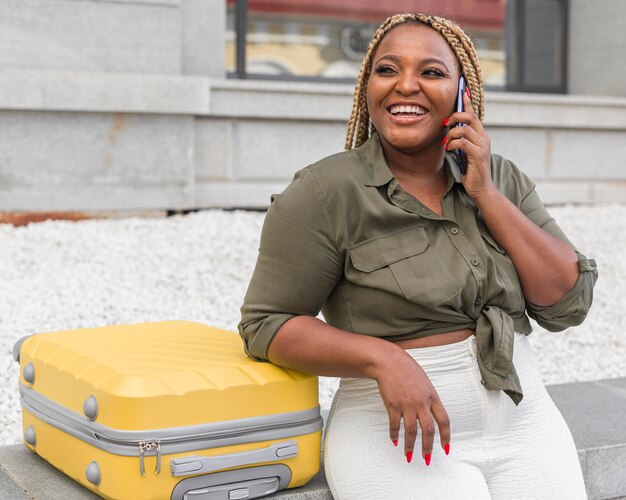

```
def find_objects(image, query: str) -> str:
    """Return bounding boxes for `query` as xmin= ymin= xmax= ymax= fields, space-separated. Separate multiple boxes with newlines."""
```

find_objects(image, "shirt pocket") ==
xmin=349 ymin=226 xmax=460 ymax=306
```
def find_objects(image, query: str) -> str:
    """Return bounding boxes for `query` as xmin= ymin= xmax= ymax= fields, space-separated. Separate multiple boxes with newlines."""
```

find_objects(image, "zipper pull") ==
xmin=138 ymin=440 xmax=161 ymax=476
xmin=139 ymin=441 xmax=147 ymax=476
xmin=154 ymin=441 xmax=161 ymax=475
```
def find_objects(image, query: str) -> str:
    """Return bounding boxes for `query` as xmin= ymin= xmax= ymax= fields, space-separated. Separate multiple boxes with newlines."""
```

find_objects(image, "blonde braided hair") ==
xmin=345 ymin=13 xmax=485 ymax=150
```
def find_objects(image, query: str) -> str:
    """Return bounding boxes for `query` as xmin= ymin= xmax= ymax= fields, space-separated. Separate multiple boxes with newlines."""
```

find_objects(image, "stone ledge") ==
xmin=548 ymin=378 xmax=626 ymax=500
xmin=0 ymin=68 xmax=210 ymax=115
xmin=2 ymin=70 xmax=626 ymax=129
xmin=1 ymin=378 xmax=625 ymax=500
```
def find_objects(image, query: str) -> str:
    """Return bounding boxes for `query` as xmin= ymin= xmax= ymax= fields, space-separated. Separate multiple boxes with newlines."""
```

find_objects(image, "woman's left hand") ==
xmin=444 ymin=90 xmax=496 ymax=203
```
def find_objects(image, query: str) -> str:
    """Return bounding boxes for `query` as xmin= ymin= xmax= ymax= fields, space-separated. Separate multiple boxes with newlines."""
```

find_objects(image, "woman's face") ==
xmin=366 ymin=23 xmax=460 ymax=155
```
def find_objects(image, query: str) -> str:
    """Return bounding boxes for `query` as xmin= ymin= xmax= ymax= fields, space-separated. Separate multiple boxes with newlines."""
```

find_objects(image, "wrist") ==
xmin=364 ymin=340 xmax=409 ymax=380
xmin=471 ymin=184 xmax=501 ymax=209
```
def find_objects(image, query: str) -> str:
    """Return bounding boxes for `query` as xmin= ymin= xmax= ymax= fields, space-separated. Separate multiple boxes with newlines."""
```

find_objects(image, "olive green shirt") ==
xmin=239 ymin=132 xmax=598 ymax=404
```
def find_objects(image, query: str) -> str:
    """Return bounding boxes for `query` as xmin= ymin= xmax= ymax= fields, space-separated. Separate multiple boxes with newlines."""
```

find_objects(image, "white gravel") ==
xmin=1 ymin=204 xmax=624 ymax=446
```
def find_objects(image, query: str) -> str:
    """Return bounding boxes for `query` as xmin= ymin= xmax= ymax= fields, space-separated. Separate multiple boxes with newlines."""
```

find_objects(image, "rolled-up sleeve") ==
xmin=526 ymin=251 xmax=598 ymax=330
xmin=238 ymin=168 xmax=343 ymax=361
xmin=509 ymin=162 xmax=599 ymax=331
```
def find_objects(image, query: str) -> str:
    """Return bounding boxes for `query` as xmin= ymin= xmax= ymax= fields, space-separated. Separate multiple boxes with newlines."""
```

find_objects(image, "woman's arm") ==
xmin=268 ymin=315 xmax=450 ymax=464
xmin=472 ymin=189 xmax=578 ymax=306
xmin=446 ymin=91 xmax=579 ymax=306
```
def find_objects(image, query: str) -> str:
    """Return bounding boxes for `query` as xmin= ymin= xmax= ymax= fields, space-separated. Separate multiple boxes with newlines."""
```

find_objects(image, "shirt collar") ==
xmin=356 ymin=132 xmax=464 ymax=192
xmin=443 ymin=153 xmax=464 ymax=193
xmin=356 ymin=132 xmax=394 ymax=187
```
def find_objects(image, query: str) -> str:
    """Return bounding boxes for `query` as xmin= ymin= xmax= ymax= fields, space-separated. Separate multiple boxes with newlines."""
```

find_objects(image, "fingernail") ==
xmin=406 ymin=452 xmax=413 ymax=463
xmin=465 ymin=86 xmax=471 ymax=99
xmin=445 ymin=143 xmax=449 ymax=151
xmin=424 ymin=454 xmax=432 ymax=466
xmin=392 ymin=440 xmax=398 ymax=447
xmin=441 ymin=118 xmax=449 ymax=127
xmin=441 ymin=136 xmax=447 ymax=146
xmin=444 ymin=443 xmax=450 ymax=455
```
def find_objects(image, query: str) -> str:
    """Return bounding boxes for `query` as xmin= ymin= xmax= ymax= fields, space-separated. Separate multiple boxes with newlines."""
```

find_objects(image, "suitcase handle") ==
xmin=170 ymin=440 xmax=298 ymax=477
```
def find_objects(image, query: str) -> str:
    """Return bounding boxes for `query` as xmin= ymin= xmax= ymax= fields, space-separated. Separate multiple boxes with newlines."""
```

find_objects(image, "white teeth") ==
xmin=389 ymin=105 xmax=426 ymax=115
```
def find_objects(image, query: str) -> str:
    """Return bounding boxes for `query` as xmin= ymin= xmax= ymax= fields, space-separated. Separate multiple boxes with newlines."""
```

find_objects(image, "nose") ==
xmin=395 ymin=71 xmax=420 ymax=95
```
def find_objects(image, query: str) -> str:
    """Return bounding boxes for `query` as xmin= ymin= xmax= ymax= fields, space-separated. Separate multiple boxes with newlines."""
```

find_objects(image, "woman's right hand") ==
xmin=266 ymin=316 xmax=450 ymax=463
xmin=373 ymin=348 xmax=450 ymax=464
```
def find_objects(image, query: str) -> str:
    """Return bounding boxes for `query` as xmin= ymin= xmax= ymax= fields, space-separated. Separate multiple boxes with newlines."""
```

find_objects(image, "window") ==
xmin=506 ymin=0 xmax=568 ymax=92
xmin=226 ymin=0 xmax=567 ymax=93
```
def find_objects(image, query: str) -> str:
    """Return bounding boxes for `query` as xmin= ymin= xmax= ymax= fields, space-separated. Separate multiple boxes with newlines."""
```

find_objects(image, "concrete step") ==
xmin=1 ymin=378 xmax=625 ymax=500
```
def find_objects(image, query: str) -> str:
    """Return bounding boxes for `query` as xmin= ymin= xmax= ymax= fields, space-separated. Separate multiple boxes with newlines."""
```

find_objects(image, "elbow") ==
xmin=526 ymin=263 xmax=597 ymax=331
xmin=238 ymin=312 xmax=296 ymax=363
xmin=528 ymin=256 xmax=582 ymax=307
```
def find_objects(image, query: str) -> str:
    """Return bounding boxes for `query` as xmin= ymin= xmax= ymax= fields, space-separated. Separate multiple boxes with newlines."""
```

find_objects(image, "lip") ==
xmin=387 ymin=112 xmax=428 ymax=125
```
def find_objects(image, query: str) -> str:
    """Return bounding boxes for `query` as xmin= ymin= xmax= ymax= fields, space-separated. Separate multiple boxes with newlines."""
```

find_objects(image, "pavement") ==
xmin=1 ymin=378 xmax=625 ymax=500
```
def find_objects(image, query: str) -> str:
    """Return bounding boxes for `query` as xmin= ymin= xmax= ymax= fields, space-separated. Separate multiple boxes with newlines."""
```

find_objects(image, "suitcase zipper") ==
xmin=20 ymin=384 xmax=322 ymax=477
xmin=96 ymin=414 xmax=322 ymax=449
xmin=101 ymin=415 xmax=322 ymax=476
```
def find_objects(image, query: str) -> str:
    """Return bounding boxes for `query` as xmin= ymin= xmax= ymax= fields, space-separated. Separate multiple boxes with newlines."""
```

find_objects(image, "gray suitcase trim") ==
xmin=19 ymin=383 xmax=322 ymax=460
xmin=170 ymin=441 xmax=298 ymax=477
xmin=170 ymin=464 xmax=292 ymax=500
xmin=13 ymin=335 xmax=31 ymax=363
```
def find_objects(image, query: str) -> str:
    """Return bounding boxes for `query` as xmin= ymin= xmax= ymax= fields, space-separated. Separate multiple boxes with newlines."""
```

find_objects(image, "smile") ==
xmin=388 ymin=105 xmax=427 ymax=115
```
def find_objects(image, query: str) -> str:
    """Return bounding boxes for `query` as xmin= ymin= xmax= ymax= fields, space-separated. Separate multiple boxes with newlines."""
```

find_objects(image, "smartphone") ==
xmin=453 ymin=76 xmax=468 ymax=175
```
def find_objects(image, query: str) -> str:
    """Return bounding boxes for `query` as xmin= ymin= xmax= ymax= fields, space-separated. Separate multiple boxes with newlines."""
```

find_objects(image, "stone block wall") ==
xmin=0 ymin=0 xmax=625 ymax=212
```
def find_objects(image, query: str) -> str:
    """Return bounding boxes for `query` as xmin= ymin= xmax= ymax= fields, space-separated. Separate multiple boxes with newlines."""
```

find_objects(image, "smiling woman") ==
xmin=239 ymin=12 xmax=597 ymax=500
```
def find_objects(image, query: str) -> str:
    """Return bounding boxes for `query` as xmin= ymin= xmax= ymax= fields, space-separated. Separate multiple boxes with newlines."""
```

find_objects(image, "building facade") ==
xmin=0 ymin=0 xmax=625 ymax=212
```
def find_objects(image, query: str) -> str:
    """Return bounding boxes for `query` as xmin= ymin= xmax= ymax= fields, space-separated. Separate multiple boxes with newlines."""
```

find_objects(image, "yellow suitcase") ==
xmin=13 ymin=321 xmax=322 ymax=500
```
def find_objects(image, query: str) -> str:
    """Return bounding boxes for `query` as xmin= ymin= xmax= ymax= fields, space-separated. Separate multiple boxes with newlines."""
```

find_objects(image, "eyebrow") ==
xmin=374 ymin=54 xmax=451 ymax=71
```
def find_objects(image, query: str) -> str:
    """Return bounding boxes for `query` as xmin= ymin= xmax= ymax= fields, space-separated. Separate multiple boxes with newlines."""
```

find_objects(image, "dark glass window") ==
xmin=226 ymin=0 xmax=566 ymax=93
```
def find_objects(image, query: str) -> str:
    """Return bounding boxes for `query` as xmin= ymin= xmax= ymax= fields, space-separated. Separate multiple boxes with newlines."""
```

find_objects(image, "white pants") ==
xmin=323 ymin=333 xmax=587 ymax=500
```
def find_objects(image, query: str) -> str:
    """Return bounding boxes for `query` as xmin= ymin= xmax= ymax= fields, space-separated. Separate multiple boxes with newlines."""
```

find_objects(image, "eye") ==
xmin=422 ymin=68 xmax=445 ymax=77
xmin=374 ymin=64 xmax=396 ymax=75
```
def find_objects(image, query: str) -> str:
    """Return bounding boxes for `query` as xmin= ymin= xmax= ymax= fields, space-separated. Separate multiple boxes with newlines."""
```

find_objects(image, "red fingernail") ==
xmin=444 ymin=443 xmax=450 ymax=455
xmin=441 ymin=118 xmax=449 ymax=127
xmin=424 ymin=454 xmax=432 ymax=466
xmin=406 ymin=452 xmax=413 ymax=463
xmin=465 ymin=86 xmax=471 ymax=99
xmin=392 ymin=440 xmax=398 ymax=447
xmin=441 ymin=136 xmax=447 ymax=146
xmin=445 ymin=143 xmax=449 ymax=151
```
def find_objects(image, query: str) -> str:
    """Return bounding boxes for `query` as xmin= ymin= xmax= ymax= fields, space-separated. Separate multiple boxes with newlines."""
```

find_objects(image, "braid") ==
xmin=345 ymin=13 xmax=485 ymax=150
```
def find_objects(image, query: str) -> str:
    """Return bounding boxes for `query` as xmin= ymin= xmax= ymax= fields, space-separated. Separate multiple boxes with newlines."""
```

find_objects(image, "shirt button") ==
xmin=475 ymin=298 xmax=481 ymax=306
xmin=471 ymin=258 xmax=480 ymax=266
xmin=451 ymin=227 xmax=459 ymax=235
xmin=481 ymin=379 xmax=486 ymax=386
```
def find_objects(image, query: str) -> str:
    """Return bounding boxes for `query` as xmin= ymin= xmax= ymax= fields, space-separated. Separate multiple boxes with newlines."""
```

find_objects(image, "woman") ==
xmin=239 ymin=13 xmax=597 ymax=500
